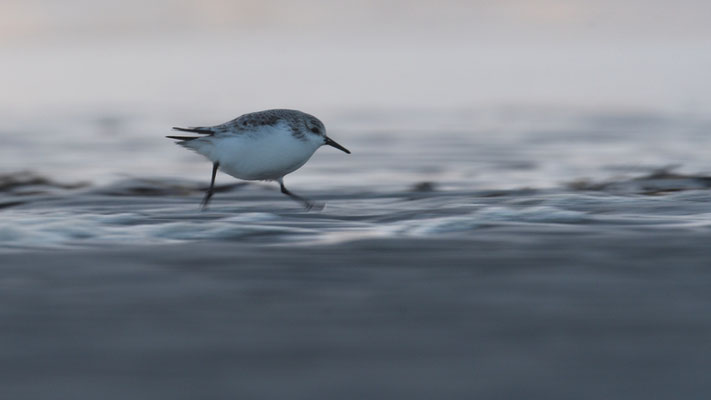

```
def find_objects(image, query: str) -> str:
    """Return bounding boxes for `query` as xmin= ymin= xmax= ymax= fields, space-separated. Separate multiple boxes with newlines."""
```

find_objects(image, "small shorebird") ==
xmin=167 ymin=109 xmax=350 ymax=210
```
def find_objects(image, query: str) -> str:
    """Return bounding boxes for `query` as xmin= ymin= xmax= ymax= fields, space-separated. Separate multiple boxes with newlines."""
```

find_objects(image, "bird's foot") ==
xmin=200 ymin=193 xmax=213 ymax=211
xmin=303 ymin=201 xmax=324 ymax=212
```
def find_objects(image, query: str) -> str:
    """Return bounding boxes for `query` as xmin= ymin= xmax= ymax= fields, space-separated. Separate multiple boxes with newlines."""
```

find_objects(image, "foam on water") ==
xmin=3 ymin=172 xmax=711 ymax=251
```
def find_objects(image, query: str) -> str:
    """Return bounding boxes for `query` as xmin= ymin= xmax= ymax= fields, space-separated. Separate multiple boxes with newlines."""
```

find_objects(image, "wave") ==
xmin=0 ymin=171 xmax=87 ymax=193
xmin=568 ymin=167 xmax=711 ymax=195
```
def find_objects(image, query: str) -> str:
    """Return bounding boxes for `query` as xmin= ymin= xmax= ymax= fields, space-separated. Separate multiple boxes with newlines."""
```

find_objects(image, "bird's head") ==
xmin=304 ymin=115 xmax=350 ymax=154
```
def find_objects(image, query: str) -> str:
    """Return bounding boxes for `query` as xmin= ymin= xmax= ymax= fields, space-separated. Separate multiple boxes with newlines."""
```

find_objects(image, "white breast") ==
xmin=191 ymin=122 xmax=320 ymax=181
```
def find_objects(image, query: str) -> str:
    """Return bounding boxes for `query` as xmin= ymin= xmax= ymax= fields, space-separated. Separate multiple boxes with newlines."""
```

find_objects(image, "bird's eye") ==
xmin=310 ymin=127 xmax=320 ymax=134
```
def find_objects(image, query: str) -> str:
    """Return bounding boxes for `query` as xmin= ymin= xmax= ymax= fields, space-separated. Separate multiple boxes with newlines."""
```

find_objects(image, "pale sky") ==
xmin=0 ymin=1 xmax=709 ymax=114
xmin=2 ymin=0 xmax=710 ymax=43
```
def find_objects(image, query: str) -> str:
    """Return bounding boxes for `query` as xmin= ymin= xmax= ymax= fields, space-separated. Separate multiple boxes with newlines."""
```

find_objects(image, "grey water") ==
xmin=2 ymin=108 xmax=711 ymax=399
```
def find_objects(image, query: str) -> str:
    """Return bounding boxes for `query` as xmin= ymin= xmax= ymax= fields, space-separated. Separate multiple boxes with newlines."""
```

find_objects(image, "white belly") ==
xmin=193 ymin=129 xmax=319 ymax=181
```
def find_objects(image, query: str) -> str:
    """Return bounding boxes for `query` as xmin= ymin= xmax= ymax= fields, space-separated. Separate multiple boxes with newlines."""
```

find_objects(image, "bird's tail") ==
xmin=167 ymin=126 xmax=214 ymax=142
xmin=171 ymin=126 xmax=213 ymax=135
xmin=166 ymin=129 xmax=215 ymax=159
xmin=166 ymin=135 xmax=201 ymax=141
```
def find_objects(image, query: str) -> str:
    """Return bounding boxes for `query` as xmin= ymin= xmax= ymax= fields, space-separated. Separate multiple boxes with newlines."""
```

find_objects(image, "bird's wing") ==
xmin=174 ymin=110 xmax=296 ymax=137
xmin=221 ymin=110 xmax=288 ymax=133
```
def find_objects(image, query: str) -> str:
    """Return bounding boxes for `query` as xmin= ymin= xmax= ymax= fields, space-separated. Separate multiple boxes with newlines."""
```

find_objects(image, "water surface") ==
xmin=1 ymin=109 xmax=711 ymax=399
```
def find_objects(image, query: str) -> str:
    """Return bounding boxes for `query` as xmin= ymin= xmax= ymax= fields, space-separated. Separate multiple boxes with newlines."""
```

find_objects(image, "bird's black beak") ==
xmin=324 ymin=137 xmax=351 ymax=154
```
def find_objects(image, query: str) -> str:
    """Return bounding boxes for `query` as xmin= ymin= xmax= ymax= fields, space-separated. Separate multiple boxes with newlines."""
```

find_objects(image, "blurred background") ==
xmin=1 ymin=0 xmax=709 ymax=185
xmin=1 ymin=0 xmax=710 ymax=115
xmin=3 ymin=2 xmax=711 ymax=399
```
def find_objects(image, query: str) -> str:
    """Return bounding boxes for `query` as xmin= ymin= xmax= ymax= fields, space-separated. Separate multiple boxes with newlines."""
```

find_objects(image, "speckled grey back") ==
xmin=206 ymin=109 xmax=325 ymax=140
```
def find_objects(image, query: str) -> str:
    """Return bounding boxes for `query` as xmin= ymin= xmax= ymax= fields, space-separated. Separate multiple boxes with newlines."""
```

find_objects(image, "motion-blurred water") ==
xmin=2 ymin=108 xmax=711 ymax=249
xmin=2 ymin=108 xmax=711 ymax=400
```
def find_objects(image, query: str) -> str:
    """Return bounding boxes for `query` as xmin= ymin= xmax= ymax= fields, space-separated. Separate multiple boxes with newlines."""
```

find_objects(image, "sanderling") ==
xmin=168 ymin=109 xmax=350 ymax=210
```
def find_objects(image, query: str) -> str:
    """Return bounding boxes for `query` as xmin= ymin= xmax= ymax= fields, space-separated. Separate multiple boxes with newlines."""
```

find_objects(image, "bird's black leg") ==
xmin=279 ymin=179 xmax=314 ymax=210
xmin=201 ymin=162 xmax=219 ymax=210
